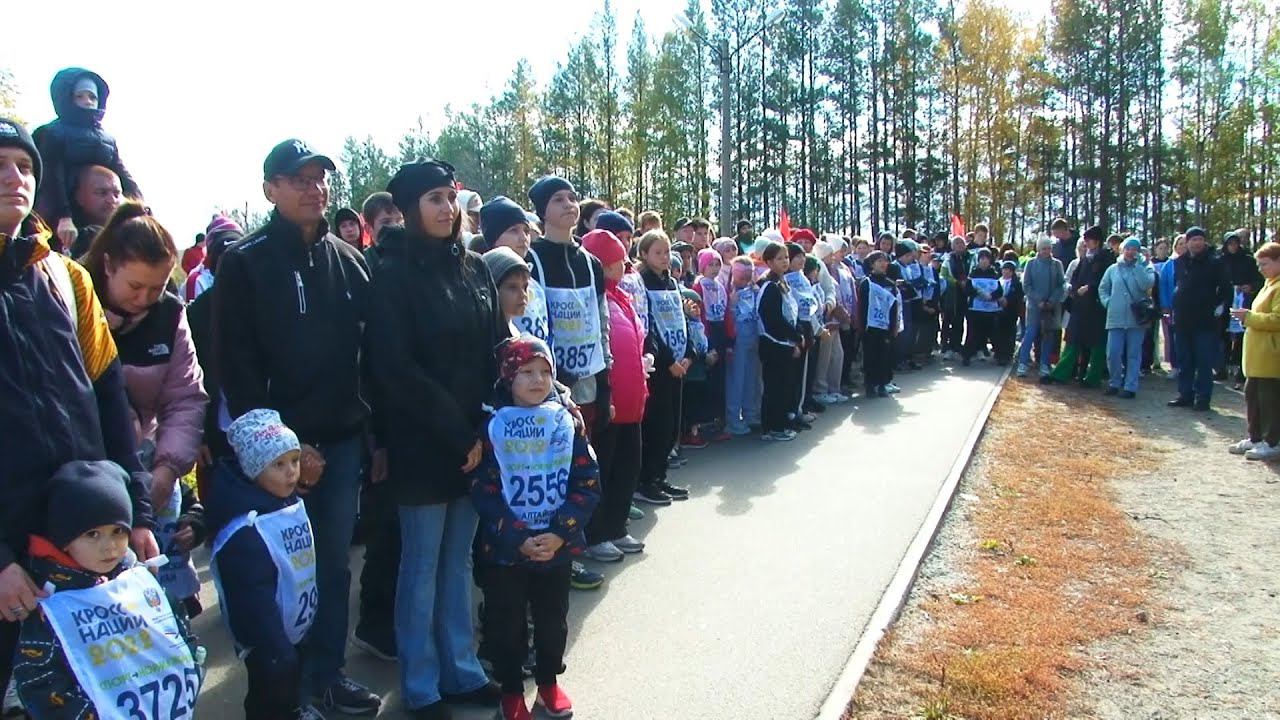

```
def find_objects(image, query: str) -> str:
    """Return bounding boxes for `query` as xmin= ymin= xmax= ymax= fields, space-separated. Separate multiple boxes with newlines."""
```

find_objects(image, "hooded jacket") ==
xmin=32 ymin=68 xmax=141 ymax=223
xmin=1222 ymin=245 xmax=1263 ymax=291
xmin=13 ymin=537 xmax=199 ymax=720
xmin=1 ymin=227 xmax=154 ymax=572
xmin=1099 ymin=254 xmax=1156 ymax=330
xmin=364 ymin=226 xmax=506 ymax=505
xmin=204 ymin=459 xmax=301 ymax=669
xmin=211 ymin=211 xmax=371 ymax=445
xmin=602 ymin=283 xmax=649 ymax=424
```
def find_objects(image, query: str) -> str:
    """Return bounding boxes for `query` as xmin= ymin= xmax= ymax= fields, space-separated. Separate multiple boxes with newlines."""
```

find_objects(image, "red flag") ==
xmin=778 ymin=207 xmax=793 ymax=241
xmin=950 ymin=213 xmax=966 ymax=239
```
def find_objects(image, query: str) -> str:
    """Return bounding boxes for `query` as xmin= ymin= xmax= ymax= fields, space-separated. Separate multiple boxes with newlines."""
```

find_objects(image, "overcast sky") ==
xmin=2 ymin=0 xmax=1048 ymax=245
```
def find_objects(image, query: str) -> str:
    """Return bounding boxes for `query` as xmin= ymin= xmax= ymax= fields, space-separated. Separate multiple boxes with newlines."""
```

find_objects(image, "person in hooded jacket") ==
xmin=364 ymin=159 xmax=506 ymax=719
xmin=32 ymin=68 xmax=141 ymax=252
xmin=334 ymin=207 xmax=368 ymax=251
xmin=0 ymin=118 xmax=158 ymax=695
xmin=1050 ymin=225 xmax=1114 ymax=386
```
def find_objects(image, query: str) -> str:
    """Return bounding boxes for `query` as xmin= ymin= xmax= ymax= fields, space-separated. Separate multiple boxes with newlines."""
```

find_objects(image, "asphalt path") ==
xmin=192 ymin=361 xmax=1006 ymax=719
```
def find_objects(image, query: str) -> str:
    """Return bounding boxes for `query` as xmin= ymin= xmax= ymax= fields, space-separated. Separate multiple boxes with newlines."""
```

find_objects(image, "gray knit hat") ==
xmin=482 ymin=246 xmax=531 ymax=285
xmin=227 ymin=409 xmax=300 ymax=480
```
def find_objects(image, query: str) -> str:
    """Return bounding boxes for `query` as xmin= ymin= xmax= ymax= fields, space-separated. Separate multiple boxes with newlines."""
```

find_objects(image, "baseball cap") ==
xmin=264 ymin=139 xmax=336 ymax=180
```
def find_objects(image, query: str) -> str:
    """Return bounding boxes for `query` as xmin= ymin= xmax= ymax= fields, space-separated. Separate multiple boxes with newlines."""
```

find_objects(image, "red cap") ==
xmin=582 ymin=229 xmax=627 ymax=266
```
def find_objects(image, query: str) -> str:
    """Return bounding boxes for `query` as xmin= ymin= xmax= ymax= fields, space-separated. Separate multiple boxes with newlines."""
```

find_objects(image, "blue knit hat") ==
xmin=528 ymin=175 xmax=575 ymax=219
xmin=1122 ymin=237 xmax=1142 ymax=251
xmin=594 ymin=211 xmax=634 ymax=236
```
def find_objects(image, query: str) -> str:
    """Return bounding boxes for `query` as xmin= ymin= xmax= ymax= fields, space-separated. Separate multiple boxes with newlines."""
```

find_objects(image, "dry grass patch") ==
xmin=851 ymin=381 xmax=1160 ymax=720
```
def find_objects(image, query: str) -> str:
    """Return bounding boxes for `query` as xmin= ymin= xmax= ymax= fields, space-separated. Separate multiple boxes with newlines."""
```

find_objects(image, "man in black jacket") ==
xmin=212 ymin=138 xmax=381 ymax=716
xmin=1169 ymin=226 xmax=1233 ymax=411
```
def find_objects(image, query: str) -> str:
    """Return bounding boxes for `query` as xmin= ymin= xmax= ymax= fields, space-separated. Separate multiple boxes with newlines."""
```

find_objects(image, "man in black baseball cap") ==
xmin=214 ymin=138 xmax=382 ymax=715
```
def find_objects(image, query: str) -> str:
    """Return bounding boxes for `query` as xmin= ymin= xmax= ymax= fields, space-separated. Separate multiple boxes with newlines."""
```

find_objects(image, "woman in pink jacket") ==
xmin=80 ymin=202 xmax=208 ymax=603
xmin=581 ymin=229 xmax=653 ymax=562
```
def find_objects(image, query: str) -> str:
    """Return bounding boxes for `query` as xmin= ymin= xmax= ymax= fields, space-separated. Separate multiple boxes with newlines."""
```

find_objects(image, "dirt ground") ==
xmin=851 ymin=371 xmax=1280 ymax=719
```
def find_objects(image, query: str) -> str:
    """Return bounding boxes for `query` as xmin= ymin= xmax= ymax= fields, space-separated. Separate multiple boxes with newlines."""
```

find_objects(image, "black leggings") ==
xmin=964 ymin=312 xmax=996 ymax=359
xmin=586 ymin=422 xmax=642 ymax=544
xmin=759 ymin=340 xmax=795 ymax=433
xmin=639 ymin=375 xmax=679 ymax=486
xmin=862 ymin=328 xmax=894 ymax=389
xmin=479 ymin=563 xmax=571 ymax=694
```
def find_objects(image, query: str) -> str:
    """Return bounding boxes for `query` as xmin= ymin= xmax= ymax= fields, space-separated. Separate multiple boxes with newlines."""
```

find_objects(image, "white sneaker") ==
xmin=1228 ymin=439 xmax=1258 ymax=455
xmin=585 ymin=541 xmax=625 ymax=563
xmin=941 ymin=350 xmax=954 ymax=361
xmin=831 ymin=393 xmax=850 ymax=403
xmin=813 ymin=394 xmax=835 ymax=406
xmin=611 ymin=534 xmax=645 ymax=553
xmin=1016 ymin=363 xmax=1028 ymax=378
xmin=800 ymin=412 xmax=818 ymax=423
xmin=1167 ymin=368 xmax=1179 ymax=380
xmin=885 ymin=383 xmax=901 ymax=394
xmin=1245 ymin=443 xmax=1280 ymax=461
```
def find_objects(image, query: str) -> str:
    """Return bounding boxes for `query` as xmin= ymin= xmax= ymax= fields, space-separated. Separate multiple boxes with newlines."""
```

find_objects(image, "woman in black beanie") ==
xmin=365 ymin=159 xmax=507 ymax=718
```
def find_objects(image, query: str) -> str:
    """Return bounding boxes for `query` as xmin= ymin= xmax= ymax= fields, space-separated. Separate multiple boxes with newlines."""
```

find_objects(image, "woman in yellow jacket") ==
xmin=1228 ymin=241 xmax=1280 ymax=461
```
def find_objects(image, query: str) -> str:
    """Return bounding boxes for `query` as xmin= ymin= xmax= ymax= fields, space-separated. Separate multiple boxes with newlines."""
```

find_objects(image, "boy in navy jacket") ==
xmin=207 ymin=410 xmax=319 ymax=720
xmin=471 ymin=335 xmax=600 ymax=720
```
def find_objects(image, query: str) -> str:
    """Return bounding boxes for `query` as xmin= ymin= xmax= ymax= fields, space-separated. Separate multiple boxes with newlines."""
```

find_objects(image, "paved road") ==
xmin=193 ymin=363 xmax=1006 ymax=719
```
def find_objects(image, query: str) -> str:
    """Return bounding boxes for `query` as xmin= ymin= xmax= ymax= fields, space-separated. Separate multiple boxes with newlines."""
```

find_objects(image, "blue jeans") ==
xmin=1175 ymin=327 xmax=1221 ymax=401
xmin=726 ymin=328 xmax=761 ymax=427
xmin=1107 ymin=327 xmax=1146 ymax=392
xmin=300 ymin=435 xmax=363 ymax=689
xmin=1017 ymin=313 xmax=1056 ymax=374
xmin=397 ymin=499 xmax=488 ymax=710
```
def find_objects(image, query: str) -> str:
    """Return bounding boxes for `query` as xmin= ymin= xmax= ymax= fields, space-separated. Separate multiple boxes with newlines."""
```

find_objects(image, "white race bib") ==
xmin=647 ymin=287 xmax=688 ymax=356
xmin=867 ymin=281 xmax=896 ymax=331
xmin=39 ymin=566 xmax=201 ymax=720
xmin=784 ymin=271 xmax=820 ymax=325
xmin=619 ymin=272 xmax=649 ymax=334
xmin=971 ymin=277 xmax=1000 ymax=313
xmin=512 ymin=278 xmax=550 ymax=343
xmin=733 ymin=285 xmax=758 ymax=325
xmin=689 ymin=318 xmax=709 ymax=356
xmin=211 ymin=501 xmax=317 ymax=646
xmin=837 ymin=266 xmax=857 ymax=317
xmin=529 ymin=252 xmax=606 ymax=377
xmin=698 ymin=277 xmax=727 ymax=322
xmin=488 ymin=404 xmax=577 ymax=531
xmin=154 ymin=481 xmax=200 ymax=601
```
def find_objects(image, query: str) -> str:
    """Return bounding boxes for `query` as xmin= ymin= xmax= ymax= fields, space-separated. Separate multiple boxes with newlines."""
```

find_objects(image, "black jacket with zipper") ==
xmin=211 ymin=212 xmax=370 ymax=445
xmin=1172 ymin=248 xmax=1233 ymax=332
xmin=364 ymin=227 xmax=505 ymax=506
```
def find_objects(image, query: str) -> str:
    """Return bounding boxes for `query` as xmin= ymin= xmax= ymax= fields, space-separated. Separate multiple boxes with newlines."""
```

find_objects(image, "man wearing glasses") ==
xmin=211 ymin=139 xmax=381 ymax=716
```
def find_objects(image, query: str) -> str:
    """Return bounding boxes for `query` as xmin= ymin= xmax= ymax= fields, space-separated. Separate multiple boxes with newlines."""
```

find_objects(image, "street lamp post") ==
xmin=678 ymin=12 xmax=784 ymax=238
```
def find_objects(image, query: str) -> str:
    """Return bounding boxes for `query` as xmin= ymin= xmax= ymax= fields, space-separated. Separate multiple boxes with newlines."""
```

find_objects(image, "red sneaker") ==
xmin=535 ymin=685 xmax=573 ymax=718
xmin=680 ymin=434 xmax=709 ymax=449
xmin=501 ymin=693 xmax=532 ymax=720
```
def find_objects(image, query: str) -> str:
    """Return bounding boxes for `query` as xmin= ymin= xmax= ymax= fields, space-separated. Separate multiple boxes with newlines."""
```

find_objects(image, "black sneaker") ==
xmin=1167 ymin=396 xmax=1193 ymax=407
xmin=1104 ymin=387 xmax=1119 ymax=396
xmin=314 ymin=677 xmax=381 ymax=716
xmin=1119 ymin=391 xmax=1136 ymax=399
xmin=657 ymin=480 xmax=689 ymax=499
xmin=351 ymin=624 xmax=397 ymax=661
xmin=633 ymin=484 xmax=672 ymax=506
xmin=570 ymin=562 xmax=605 ymax=590
xmin=1193 ymin=399 xmax=1211 ymax=412
xmin=294 ymin=705 xmax=328 ymax=720
xmin=442 ymin=681 xmax=502 ymax=707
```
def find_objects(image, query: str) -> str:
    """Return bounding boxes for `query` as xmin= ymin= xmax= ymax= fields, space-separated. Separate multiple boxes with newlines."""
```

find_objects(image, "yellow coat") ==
xmin=1243 ymin=275 xmax=1280 ymax=379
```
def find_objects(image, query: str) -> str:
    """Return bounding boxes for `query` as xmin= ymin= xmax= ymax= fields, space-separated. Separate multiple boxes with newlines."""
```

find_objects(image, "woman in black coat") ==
xmin=364 ymin=160 xmax=506 ymax=716
xmin=1053 ymin=226 xmax=1114 ymax=385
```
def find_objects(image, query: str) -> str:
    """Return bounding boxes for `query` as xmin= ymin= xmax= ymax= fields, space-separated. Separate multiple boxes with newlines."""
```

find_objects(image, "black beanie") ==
xmin=45 ymin=461 xmax=133 ymax=549
xmin=387 ymin=159 xmax=456 ymax=216
xmin=0 ymin=118 xmax=42 ymax=190
xmin=480 ymin=196 xmax=530 ymax=247
xmin=786 ymin=242 xmax=806 ymax=260
xmin=864 ymin=250 xmax=888 ymax=269
xmin=528 ymin=175 xmax=575 ymax=219
xmin=594 ymin=211 xmax=634 ymax=236
xmin=1082 ymin=225 xmax=1105 ymax=242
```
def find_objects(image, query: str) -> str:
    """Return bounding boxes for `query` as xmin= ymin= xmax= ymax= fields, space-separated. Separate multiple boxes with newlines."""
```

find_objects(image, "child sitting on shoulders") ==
xmin=14 ymin=461 xmax=203 ymax=720
xmin=471 ymin=336 xmax=601 ymax=720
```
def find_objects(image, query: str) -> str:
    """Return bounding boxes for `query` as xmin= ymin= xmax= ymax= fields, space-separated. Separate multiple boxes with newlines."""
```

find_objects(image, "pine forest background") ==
xmin=7 ymin=0 xmax=1277 ymax=246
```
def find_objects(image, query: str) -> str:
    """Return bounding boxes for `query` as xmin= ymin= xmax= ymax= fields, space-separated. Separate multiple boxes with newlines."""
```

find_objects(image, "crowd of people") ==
xmin=1 ymin=66 xmax=1278 ymax=720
